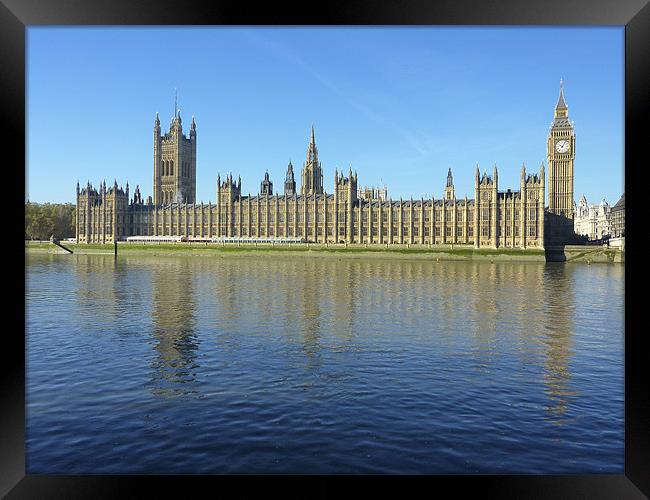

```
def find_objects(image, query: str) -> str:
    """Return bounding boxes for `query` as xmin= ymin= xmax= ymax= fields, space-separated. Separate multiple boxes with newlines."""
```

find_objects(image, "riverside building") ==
xmin=573 ymin=195 xmax=612 ymax=241
xmin=611 ymin=193 xmax=625 ymax=238
xmin=76 ymin=84 xmax=580 ymax=249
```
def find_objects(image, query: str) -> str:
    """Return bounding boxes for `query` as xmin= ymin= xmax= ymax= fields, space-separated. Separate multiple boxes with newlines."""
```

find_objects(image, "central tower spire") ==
xmin=301 ymin=124 xmax=323 ymax=196
xmin=307 ymin=123 xmax=318 ymax=165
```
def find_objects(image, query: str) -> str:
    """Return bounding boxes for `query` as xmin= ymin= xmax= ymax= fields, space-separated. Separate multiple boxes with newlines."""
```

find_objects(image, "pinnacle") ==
xmin=556 ymin=79 xmax=567 ymax=109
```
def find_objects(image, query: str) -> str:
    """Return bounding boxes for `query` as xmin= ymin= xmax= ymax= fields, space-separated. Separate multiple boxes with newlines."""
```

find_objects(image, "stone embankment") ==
xmin=545 ymin=245 xmax=624 ymax=263
xmin=26 ymin=241 xmax=623 ymax=263
xmin=26 ymin=241 xmax=543 ymax=262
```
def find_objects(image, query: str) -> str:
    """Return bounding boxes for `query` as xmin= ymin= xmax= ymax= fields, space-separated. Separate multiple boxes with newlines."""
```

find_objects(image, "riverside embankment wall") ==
xmin=29 ymin=241 xmax=625 ymax=263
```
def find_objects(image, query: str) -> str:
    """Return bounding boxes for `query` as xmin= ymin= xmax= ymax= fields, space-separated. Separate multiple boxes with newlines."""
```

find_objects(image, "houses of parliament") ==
xmin=75 ymin=83 xmax=576 ymax=248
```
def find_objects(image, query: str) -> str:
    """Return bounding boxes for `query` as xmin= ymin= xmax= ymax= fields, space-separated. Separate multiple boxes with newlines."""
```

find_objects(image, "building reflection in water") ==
xmin=540 ymin=263 xmax=576 ymax=425
xmin=72 ymin=253 xmax=575 ymax=420
xmin=296 ymin=259 xmax=323 ymax=367
xmin=149 ymin=257 xmax=199 ymax=398
xmin=72 ymin=254 xmax=154 ymax=336
xmin=73 ymin=254 xmax=119 ymax=327
xmin=210 ymin=258 xmax=244 ymax=350
xmin=468 ymin=262 xmax=499 ymax=370
xmin=458 ymin=259 xmax=575 ymax=426
xmin=72 ymin=254 xmax=199 ymax=398
xmin=327 ymin=260 xmax=355 ymax=345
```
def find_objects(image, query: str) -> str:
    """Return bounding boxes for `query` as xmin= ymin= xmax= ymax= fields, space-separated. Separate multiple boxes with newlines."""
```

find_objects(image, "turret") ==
xmin=261 ymin=170 xmax=273 ymax=196
xmin=217 ymin=172 xmax=241 ymax=200
xmin=444 ymin=167 xmax=455 ymax=200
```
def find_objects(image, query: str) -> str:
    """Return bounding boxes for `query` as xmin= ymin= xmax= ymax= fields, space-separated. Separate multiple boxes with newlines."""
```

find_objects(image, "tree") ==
xmin=25 ymin=202 xmax=76 ymax=240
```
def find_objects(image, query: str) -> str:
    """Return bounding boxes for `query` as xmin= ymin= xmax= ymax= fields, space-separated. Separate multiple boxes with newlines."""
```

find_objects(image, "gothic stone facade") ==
xmin=77 ymin=84 xmax=584 ymax=249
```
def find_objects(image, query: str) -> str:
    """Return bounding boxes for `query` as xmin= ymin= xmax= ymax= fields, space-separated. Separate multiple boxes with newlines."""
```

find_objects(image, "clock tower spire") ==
xmin=555 ymin=78 xmax=568 ymax=117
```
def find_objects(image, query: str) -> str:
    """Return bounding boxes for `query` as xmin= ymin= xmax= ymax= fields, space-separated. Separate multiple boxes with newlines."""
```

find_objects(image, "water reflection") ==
xmin=149 ymin=258 xmax=198 ymax=397
xmin=73 ymin=254 xmax=118 ymax=326
xmin=541 ymin=264 xmax=576 ymax=424
xmin=27 ymin=252 xmax=624 ymax=473
xmin=294 ymin=261 xmax=323 ymax=368
xmin=470 ymin=263 xmax=500 ymax=370
xmin=71 ymin=254 xmax=577 ymax=421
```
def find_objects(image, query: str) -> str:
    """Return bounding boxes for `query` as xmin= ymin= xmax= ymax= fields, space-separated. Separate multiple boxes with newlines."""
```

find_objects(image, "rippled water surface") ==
xmin=26 ymin=253 xmax=624 ymax=473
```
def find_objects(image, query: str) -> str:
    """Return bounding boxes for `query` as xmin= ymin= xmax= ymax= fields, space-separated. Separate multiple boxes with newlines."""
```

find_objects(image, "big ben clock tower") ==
xmin=547 ymin=79 xmax=576 ymax=221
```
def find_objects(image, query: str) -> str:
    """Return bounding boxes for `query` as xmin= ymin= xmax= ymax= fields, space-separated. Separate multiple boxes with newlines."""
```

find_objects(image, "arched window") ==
xmin=170 ymin=161 xmax=174 ymax=176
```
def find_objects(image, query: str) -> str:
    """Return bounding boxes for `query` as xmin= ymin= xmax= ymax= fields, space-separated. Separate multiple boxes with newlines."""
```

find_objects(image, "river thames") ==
xmin=25 ymin=253 xmax=624 ymax=474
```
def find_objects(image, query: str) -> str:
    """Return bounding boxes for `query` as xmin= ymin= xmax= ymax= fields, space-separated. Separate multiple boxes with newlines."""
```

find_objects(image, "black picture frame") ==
xmin=6 ymin=0 xmax=648 ymax=496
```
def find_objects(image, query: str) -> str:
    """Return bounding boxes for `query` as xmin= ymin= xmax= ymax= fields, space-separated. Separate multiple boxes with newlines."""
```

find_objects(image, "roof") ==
xmin=612 ymin=193 xmax=625 ymax=210
xmin=556 ymin=85 xmax=568 ymax=109
xmin=552 ymin=116 xmax=573 ymax=128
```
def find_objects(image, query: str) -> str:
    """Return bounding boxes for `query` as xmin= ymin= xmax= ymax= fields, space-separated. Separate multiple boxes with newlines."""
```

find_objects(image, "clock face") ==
xmin=556 ymin=139 xmax=570 ymax=154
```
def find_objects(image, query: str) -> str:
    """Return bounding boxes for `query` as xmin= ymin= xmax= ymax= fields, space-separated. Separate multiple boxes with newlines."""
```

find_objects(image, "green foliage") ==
xmin=25 ymin=202 xmax=76 ymax=240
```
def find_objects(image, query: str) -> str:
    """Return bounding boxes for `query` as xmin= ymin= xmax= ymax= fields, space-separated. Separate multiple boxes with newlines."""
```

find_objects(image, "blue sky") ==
xmin=27 ymin=27 xmax=624 ymax=205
